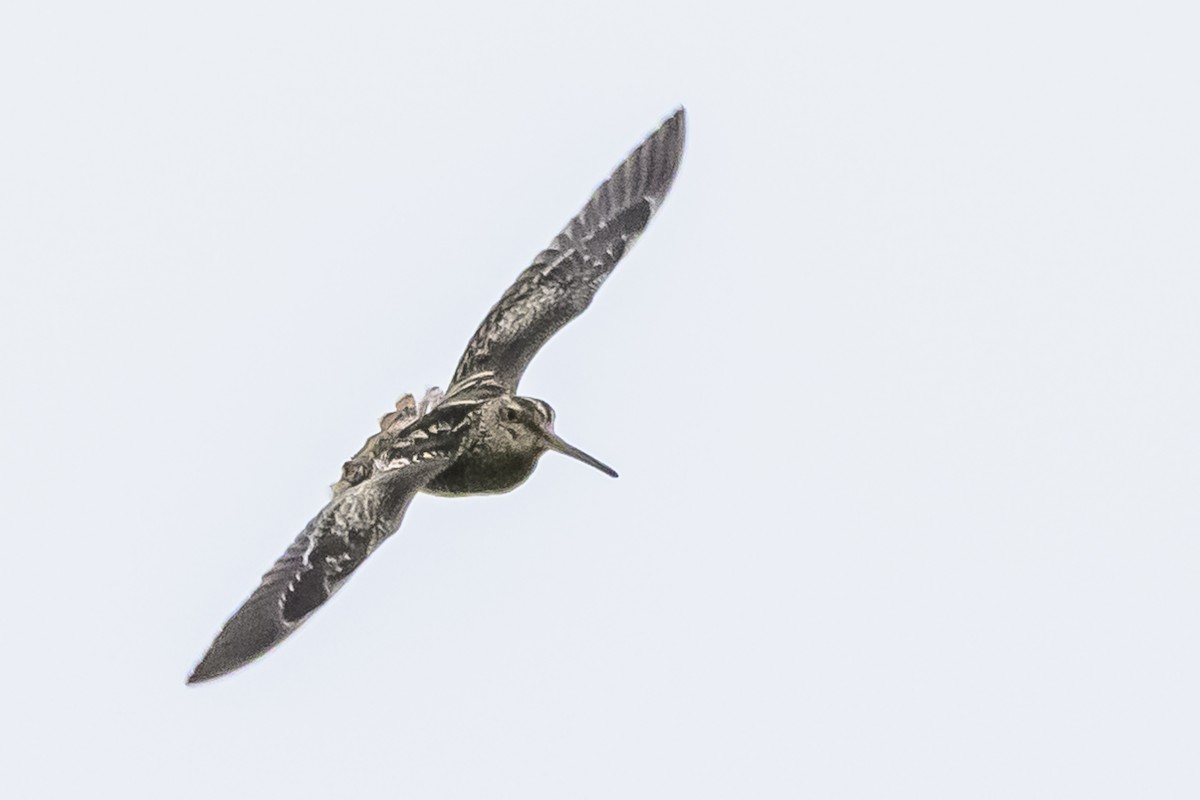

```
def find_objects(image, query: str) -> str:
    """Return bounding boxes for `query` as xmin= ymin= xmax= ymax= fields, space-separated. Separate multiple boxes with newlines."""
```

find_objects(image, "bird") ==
xmin=188 ymin=108 xmax=685 ymax=683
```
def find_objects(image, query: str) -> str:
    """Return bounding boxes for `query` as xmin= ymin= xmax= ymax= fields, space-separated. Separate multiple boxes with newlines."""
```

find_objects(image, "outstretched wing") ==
xmin=450 ymin=107 xmax=686 ymax=391
xmin=188 ymin=457 xmax=449 ymax=683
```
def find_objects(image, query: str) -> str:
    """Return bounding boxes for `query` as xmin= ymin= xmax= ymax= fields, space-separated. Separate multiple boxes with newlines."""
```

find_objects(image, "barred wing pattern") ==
xmin=451 ymin=108 xmax=686 ymax=391
xmin=188 ymin=458 xmax=449 ymax=683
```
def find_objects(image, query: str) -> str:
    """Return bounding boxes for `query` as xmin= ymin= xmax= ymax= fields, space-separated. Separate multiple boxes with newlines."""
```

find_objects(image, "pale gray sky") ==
xmin=3 ymin=1 xmax=1198 ymax=797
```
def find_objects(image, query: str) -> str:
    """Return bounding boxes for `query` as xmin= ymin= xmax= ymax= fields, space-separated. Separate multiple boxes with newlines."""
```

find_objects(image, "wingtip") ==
xmin=663 ymin=106 xmax=686 ymax=139
xmin=650 ymin=107 xmax=686 ymax=201
xmin=186 ymin=652 xmax=225 ymax=685
xmin=185 ymin=597 xmax=288 ymax=685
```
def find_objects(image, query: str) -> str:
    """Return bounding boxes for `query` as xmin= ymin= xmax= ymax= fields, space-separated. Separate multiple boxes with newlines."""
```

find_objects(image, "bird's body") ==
xmin=422 ymin=395 xmax=552 ymax=496
xmin=190 ymin=108 xmax=685 ymax=683
xmin=343 ymin=388 xmax=566 ymax=498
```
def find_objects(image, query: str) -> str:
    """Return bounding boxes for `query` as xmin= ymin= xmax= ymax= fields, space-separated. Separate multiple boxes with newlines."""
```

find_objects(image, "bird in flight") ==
xmin=188 ymin=109 xmax=686 ymax=683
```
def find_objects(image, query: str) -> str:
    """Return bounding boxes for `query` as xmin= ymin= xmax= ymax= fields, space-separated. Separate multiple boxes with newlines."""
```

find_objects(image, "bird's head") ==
xmin=499 ymin=396 xmax=618 ymax=478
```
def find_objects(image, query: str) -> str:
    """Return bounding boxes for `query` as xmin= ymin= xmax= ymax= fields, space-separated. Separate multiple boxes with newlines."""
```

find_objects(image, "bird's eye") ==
xmin=502 ymin=407 xmax=519 ymax=422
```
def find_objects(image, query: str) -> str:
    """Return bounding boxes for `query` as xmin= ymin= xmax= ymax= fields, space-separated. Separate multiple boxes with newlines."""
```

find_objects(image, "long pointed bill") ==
xmin=542 ymin=431 xmax=618 ymax=478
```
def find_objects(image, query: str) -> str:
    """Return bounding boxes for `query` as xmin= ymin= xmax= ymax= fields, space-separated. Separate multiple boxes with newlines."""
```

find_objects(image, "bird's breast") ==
xmin=423 ymin=446 xmax=541 ymax=497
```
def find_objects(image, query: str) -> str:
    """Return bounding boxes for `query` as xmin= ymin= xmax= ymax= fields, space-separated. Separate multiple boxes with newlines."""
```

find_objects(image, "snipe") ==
xmin=190 ymin=108 xmax=685 ymax=683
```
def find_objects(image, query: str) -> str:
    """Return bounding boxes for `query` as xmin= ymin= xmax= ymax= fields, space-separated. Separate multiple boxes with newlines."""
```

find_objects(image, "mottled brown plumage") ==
xmin=189 ymin=108 xmax=685 ymax=683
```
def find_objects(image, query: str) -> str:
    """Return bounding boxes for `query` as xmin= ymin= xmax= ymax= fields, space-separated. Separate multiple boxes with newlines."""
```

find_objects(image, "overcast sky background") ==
xmin=3 ymin=2 xmax=1198 ymax=797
